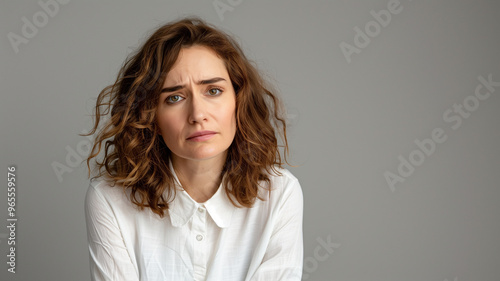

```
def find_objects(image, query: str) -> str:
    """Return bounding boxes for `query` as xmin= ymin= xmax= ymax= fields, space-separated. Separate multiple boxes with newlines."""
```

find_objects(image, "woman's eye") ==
xmin=166 ymin=95 xmax=183 ymax=104
xmin=208 ymin=88 xmax=223 ymax=96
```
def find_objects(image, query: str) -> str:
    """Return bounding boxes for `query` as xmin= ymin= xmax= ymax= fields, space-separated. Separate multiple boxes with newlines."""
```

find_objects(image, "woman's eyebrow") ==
xmin=161 ymin=77 xmax=226 ymax=93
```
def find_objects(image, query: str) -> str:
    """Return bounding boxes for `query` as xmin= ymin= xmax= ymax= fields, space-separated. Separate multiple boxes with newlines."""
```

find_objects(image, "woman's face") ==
xmin=156 ymin=45 xmax=237 ymax=163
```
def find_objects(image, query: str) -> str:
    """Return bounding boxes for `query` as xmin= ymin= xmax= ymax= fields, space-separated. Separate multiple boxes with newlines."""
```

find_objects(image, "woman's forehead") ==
xmin=164 ymin=46 xmax=229 ymax=86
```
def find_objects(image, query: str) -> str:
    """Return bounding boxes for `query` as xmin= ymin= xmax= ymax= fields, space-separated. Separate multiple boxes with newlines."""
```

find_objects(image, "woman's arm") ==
xmin=248 ymin=177 xmax=304 ymax=281
xmin=84 ymin=181 xmax=140 ymax=281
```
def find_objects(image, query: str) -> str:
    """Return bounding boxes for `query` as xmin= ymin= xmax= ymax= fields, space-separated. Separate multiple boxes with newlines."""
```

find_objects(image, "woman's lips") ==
xmin=187 ymin=131 xmax=217 ymax=142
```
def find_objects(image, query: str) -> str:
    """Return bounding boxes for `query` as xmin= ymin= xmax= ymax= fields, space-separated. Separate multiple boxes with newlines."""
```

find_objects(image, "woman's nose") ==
xmin=187 ymin=93 xmax=207 ymax=124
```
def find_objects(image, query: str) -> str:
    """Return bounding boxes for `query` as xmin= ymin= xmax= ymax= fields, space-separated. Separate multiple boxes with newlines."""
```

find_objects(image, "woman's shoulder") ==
xmin=88 ymin=177 xmax=121 ymax=194
xmin=263 ymin=165 xmax=302 ymax=198
xmin=85 ymin=177 xmax=131 ymax=209
xmin=267 ymin=165 xmax=299 ymax=185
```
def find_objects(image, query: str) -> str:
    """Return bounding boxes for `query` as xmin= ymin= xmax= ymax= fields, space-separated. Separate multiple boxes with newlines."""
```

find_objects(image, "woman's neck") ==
xmin=171 ymin=153 xmax=226 ymax=203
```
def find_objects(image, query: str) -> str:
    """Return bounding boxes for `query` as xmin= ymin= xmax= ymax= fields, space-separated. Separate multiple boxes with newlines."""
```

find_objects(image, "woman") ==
xmin=84 ymin=16 xmax=303 ymax=281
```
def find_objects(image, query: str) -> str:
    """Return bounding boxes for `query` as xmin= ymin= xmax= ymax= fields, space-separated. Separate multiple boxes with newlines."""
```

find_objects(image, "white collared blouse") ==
xmin=84 ymin=161 xmax=303 ymax=281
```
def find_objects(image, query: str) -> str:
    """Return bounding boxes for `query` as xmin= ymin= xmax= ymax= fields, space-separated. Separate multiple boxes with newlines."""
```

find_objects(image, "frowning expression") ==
xmin=156 ymin=45 xmax=237 ymax=162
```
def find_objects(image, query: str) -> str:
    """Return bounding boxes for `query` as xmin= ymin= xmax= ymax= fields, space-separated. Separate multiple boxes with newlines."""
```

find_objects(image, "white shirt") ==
xmin=84 ymin=161 xmax=303 ymax=281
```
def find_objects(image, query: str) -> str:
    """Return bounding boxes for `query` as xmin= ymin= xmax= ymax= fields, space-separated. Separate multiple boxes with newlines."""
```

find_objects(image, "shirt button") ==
xmin=198 ymin=207 xmax=204 ymax=213
xmin=196 ymin=234 xmax=204 ymax=241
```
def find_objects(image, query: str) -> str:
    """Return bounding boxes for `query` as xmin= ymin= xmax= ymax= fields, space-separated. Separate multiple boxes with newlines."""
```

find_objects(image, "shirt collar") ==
xmin=167 ymin=159 xmax=236 ymax=228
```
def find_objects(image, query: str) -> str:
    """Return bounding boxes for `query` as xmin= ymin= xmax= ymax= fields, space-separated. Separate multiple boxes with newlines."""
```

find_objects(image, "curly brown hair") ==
xmin=84 ymin=16 xmax=290 ymax=217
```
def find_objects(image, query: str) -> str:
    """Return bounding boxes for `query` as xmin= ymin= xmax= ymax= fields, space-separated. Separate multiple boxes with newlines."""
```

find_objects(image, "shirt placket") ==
xmin=192 ymin=204 xmax=207 ymax=280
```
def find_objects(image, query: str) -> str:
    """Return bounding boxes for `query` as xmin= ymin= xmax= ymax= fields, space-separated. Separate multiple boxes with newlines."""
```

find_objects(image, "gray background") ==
xmin=1 ymin=0 xmax=499 ymax=280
